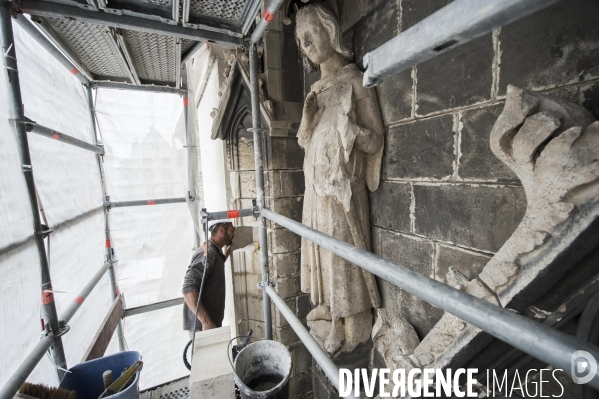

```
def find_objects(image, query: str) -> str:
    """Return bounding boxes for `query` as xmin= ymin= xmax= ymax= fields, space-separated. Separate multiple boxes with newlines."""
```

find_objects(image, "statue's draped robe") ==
xmin=298 ymin=64 xmax=383 ymax=318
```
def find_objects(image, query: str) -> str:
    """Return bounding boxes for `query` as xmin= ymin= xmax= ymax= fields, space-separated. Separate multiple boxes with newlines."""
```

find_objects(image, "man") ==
xmin=182 ymin=219 xmax=235 ymax=335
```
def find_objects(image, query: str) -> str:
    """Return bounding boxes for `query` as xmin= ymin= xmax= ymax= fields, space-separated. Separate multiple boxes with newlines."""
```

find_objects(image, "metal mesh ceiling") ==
xmin=47 ymin=18 xmax=131 ymax=79
xmin=123 ymin=30 xmax=176 ymax=82
xmin=39 ymin=0 xmax=250 ymax=86
xmin=189 ymin=0 xmax=249 ymax=24
xmin=105 ymin=0 xmax=174 ymax=22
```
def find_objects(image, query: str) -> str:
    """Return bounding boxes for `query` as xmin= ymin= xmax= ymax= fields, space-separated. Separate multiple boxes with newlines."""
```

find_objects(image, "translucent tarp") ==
xmin=94 ymin=89 xmax=187 ymax=202
xmin=17 ymin=18 xmax=102 ymax=226
xmin=108 ymin=205 xmax=194 ymax=308
xmin=94 ymin=88 xmax=194 ymax=384
xmin=1 ymin=18 xmax=196 ymax=391
xmin=117 ymin=306 xmax=190 ymax=390
xmin=1 ymin=21 xmax=111 ymax=388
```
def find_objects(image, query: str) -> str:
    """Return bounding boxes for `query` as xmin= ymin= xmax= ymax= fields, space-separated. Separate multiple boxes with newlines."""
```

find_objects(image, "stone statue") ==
xmin=295 ymin=4 xmax=385 ymax=356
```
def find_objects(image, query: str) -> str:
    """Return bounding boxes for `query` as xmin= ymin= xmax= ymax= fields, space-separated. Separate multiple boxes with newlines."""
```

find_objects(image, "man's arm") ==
xmin=183 ymin=290 xmax=216 ymax=330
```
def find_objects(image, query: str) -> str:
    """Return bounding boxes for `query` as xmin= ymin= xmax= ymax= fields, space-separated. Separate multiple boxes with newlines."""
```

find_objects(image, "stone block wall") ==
xmin=230 ymin=130 xmax=313 ymax=398
xmin=227 ymin=11 xmax=314 ymax=393
xmin=228 ymin=0 xmax=598 ymax=396
xmin=335 ymin=0 xmax=599 ymax=340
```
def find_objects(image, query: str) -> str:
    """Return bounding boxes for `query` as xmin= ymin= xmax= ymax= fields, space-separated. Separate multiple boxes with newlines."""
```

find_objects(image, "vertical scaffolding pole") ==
xmin=0 ymin=2 xmax=67 ymax=379
xmin=181 ymin=64 xmax=201 ymax=248
xmin=85 ymin=85 xmax=126 ymax=351
xmin=249 ymin=43 xmax=272 ymax=340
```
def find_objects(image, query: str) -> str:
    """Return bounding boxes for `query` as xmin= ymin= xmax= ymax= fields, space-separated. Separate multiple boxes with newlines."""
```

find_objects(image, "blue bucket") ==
xmin=59 ymin=351 xmax=141 ymax=399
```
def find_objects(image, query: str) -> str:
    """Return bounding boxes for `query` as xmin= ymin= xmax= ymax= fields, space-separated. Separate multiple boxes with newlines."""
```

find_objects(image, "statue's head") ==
xmin=295 ymin=4 xmax=353 ymax=73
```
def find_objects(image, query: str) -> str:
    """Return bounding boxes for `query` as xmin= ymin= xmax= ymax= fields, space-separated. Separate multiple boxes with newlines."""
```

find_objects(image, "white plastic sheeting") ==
xmin=117 ymin=306 xmax=190 ymax=390
xmin=1 ymin=19 xmax=195 ymax=391
xmin=94 ymin=88 xmax=194 ymax=388
xmin=108 ymin=205 xmax=194 ymax=308
xmin=1 ymin=20 xmax=112 ymax=388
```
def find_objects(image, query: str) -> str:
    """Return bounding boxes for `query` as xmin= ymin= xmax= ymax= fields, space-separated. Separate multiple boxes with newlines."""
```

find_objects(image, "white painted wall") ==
xmin=191 ymin=47 xmax=236 ymax=335
xmin=194 ymin=49 xmax=229 ymax=214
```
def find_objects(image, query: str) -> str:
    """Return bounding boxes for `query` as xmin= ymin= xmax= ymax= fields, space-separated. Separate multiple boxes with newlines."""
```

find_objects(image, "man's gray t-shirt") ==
xmin=182 ymin=240 xmax=226 ymax=331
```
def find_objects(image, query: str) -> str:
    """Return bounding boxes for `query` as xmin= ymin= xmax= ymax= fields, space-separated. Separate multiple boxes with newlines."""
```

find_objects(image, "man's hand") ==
xmin=201 ymin=241 xmax=207 ymax=254
xmin=200 ymin=317 xmax=216 ymax=330
xmin=184 ymin=290 xmax=216 ymax=331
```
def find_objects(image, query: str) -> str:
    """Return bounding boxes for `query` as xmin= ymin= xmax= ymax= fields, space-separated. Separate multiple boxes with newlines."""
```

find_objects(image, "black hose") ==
xmin=186 ymin=220 xmax=210 ymax=367
xmin=183 ymin=339 xmax=193 ymax=371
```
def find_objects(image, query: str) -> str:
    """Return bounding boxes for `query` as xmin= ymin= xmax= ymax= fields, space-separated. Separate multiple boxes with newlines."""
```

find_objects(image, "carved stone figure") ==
xmin=295 ymin=4 xmax=385 ymax=356
xmin=374 ymin=85 xmax=599 ymax=381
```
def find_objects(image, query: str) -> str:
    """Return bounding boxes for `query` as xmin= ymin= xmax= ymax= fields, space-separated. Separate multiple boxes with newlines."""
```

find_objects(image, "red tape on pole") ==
xmin=41 ymin=290 xmax=54 ymax=305
xmin=51 ymin=133 xmax=60 ymax=140
xmin=105 ymin=239 xmax=111 ymax=248
xmin=74 ymin=296 xmax=85 ymax=305
xmin=183 ymin=97 xmax=189 ymax=107
xmin=227 ymin=210 xmax=241 ymax=218
xmin=115 ymin=285 xmax=120 ymax=296
xmin=263 ymin=10 xmax=275 ymax=22
xmin=147 ymin=200 xmax=156 ymax=205
xmin=69 ymin=67 xmax=79 ymax=75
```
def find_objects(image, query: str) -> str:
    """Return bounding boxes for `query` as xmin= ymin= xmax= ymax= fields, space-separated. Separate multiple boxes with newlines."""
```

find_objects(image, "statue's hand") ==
xmin=303 ymin=91 xmax=318 ymax=121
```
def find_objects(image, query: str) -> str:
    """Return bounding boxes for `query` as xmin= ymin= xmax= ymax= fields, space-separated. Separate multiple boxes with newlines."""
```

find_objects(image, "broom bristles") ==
xmin=18 ymin=382 xmax=76 ymax=399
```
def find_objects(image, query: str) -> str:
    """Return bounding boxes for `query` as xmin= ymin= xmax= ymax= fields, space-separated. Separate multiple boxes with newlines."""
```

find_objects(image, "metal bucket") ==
xmin=233 ymin=340 xmax=291 ymax=399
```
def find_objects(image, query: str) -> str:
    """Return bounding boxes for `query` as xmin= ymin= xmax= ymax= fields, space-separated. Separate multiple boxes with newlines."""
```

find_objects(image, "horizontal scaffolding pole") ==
xmin=0 ymin=206 xmax=103 ymax=259
xmin=0 ymin=334 xmax=55 ymax=399
xmin=264 ymin=285 xmax=340 ymax=391
xmin=250 ymin=0 xmax=284 ymax=44
xmin=108 ymin=197 xmax=188 ymax=208
xmin=18 ymin=0 xmax=244 ymax=47
xmin=18 ymin=120 xmax=105 ymax=154
xmin=362 ymin=0 xmax=562 ymax=87
xmin=13 ymin=14 xmax=90 ymax=85
xmin=123 ymin=297 xmax=184 ymax=318
xmin=91 ymin=80 xmax=186 ymax=94
xmin=202 ymin=207 xmax=256 ymax=221
xmin=261 ymin=209 xmax=599 ymax=389
xmin=59 ymin=262 xmax=111 ymax=324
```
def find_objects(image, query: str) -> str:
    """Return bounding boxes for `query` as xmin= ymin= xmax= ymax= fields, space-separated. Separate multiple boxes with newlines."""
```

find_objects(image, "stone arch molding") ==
xmin=373 ymin=85 xmax=599 ymax=386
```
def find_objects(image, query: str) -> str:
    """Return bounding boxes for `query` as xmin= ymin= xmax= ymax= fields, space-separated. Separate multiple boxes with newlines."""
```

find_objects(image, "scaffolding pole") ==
xmin=362 ymin=0 xmax=562 ymax=87
xmin=19 ymin=0 xmax=244 ymax=46
xmin=0 ymin=335 xmax=55 ymax=399
xmin=59 ymin=262 xmax=111 ymax=324
xmin=261 ymin=208 xmax=599 ymax=390
xmin=248 ymin=43 xmax=272 ymax=340
xmin=250 ymin=0 xmax=284 ymax=44
xmin=180 ymin=71 xmax=201 ymax=248
xmin=0 ymin=1 xmax=67 ymax=379
xmin=264 ymin=285 xmax=340 ymax=390
xmin=201 ymin=207 xmax=256 ymax=221
xmin=108 ymin=197 xmax=188 ymax=208
xmin=19 ymin=120 xmax=105 ymax=154
xmin=13 ymin=14 xmax=90 ymax=86
xmin=85 ymin=85 xmax=126 ymax=351
xmin=0 ymin=259 xmax=115 ymax=399
xmin=91 ymin=80 xmax=184 ymax=94
xmin=123 ymin=297 xmax=184 ymax=318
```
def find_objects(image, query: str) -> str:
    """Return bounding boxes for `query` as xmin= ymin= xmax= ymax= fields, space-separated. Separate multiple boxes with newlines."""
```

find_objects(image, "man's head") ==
xmin=209 ymin=221 xmax=235 ymax=247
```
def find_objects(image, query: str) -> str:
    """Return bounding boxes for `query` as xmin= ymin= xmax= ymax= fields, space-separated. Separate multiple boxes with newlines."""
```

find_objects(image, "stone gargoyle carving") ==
xmin=375 ymin=85 xmax=599 ymax=374
xmin=295 ymin=4 xmax=385 ymax=356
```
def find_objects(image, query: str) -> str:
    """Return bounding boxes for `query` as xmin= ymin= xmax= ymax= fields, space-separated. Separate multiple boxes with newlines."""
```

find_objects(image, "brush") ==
xmin=18 ymin=382 xmax=77 ymax=399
